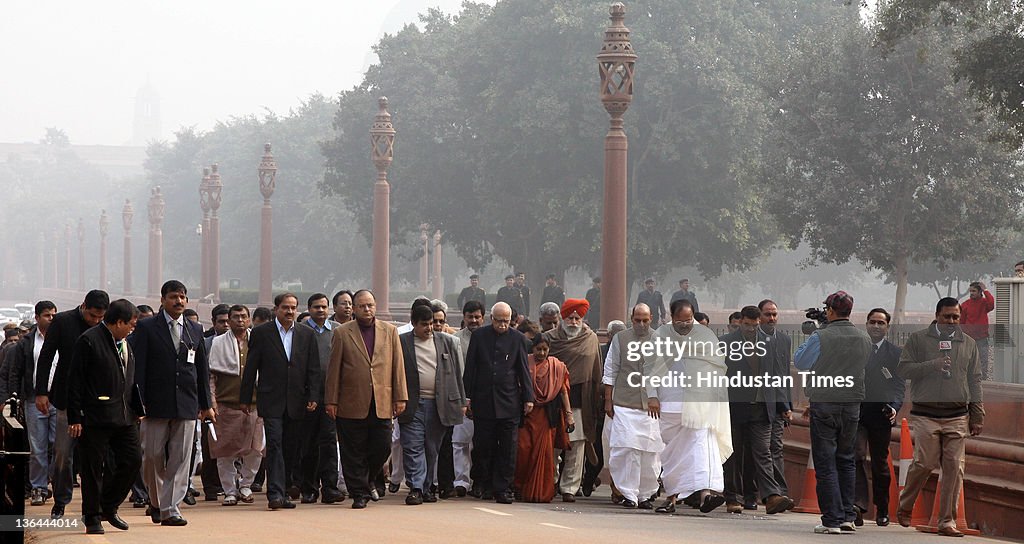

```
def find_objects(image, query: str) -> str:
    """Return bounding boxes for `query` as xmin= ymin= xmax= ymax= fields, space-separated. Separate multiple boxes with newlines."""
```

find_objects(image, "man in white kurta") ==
xmin=646 ymin=300 xmax=732 ymax=513
xmin=603 ymin=304 xmax=663 ymax=508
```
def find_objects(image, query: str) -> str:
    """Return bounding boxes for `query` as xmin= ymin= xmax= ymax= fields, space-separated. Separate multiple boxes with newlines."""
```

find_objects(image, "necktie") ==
xmin=873 ymin=344 xmax=879 ymax=355
xmin=170 ymin=320 xmax=181 ymax=348
xmin=118 ymin=340 xmax=128 ymax=374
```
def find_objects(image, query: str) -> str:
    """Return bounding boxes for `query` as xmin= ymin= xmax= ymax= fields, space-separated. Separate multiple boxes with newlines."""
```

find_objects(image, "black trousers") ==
xmin=336 ymin=402 xmax=391 ymax=499
xmin=724 ymin=408 xmax=783 ymax=503
xmin=582 ymin=413 xmax=604 ymax=492
xmin=436 ymin=426 xmax=455 ymax=492
xmin=300 ymin=406 xmax=340 ymax=497
xmin=471 ymin=417 xmax=518 ymax=495
xmin=79 ymin=423 xmax=142 ymax=518
xmin=854 ymin=409 xmax=894 ymax=514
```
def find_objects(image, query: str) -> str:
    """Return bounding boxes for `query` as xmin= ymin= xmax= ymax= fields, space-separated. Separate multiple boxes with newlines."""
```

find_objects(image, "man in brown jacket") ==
xmin=896 ymin=297 xmax=984 ymax=537
xmin=325 ymin=290 xmax=407 ymax=509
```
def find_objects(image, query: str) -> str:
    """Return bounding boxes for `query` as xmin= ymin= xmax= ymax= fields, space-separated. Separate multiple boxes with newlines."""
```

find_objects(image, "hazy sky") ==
xmin=1 ymin=0 xmax=486 ymax=146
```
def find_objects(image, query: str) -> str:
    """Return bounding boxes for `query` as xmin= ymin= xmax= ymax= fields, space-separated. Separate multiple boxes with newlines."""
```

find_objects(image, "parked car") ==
xmin=14 ymin=303 xmax=33 ymax=320
xmin=0 ymin=308 xmax=22 ymax=327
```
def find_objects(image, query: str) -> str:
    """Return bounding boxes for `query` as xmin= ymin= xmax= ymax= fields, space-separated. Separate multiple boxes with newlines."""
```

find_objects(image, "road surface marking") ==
xmin=540 ymin=522 xmax=574 ymax=530
xmin=474 ymin=507 xmax=513 ymax=516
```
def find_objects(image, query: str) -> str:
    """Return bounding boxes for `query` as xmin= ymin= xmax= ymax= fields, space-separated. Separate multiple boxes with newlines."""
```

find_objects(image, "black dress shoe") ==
xmin=352 ymin=497 xmax=368 ymax=509
xmin=743 ymin=502 xmax=758 ymax=510
xmin=439 ymin=488 xmax=454 ymax=500
xmin=621 ymin=498 xmax=638 ymax=508
xmin=132 ymin=497 xmax=147 ymax=508
xmin=182 ymin=493 xmax=196 ymax=506
xmin=205 ymin=494 xmax=219 ymax=502
xmin=388 ymin=483 xmax=400 ymax=494
xmin=268 ymin=498 xmax=296 ymax=510
xmin=161 ymin=516 xmax=188 ymax=526
xmin=638 ymin=499 xmax=654 ymax=510
xmin=85 ymin=517 xmax=105 ymax=535
xmin=251 ymin=483 xmax=263 ymax=492
xmin=50 ymin=503 xmax=65 ymax=519
xmin=876 ymin=514 xmax=890 ymax=527
xmin=495 ymin=492 xmax=514 ymax=504
xmin=481 ymin=490 xmax=494 ymax=501
xmin=855 ymin=507 xmax=865 ymax=527
xmin=424 ymin=491 xmax=438 ymax=503
xmin=102 ymin=512 xmax=129 ymax=531
xmin=287 ymin=486 xmax=301 ymax=500
xmin=699 ymin=494 xmax=726 ymax=513
xmin=300 ymin=493 xmax=317 ymax=504
xmin=406 ymin=490 xmax=424 ymax=505
xmin=468 ymin=486 xmax=483 ymax=498
xmin=456 ymin=486 xmax=467 ymax=497
xmin=322 ymin=491 xmax=346 ymax=504
xmin=146 ymin=505 xmax=160 ymax=524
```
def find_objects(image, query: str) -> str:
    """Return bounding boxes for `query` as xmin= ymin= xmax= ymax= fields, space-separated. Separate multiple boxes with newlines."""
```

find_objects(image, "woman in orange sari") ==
xmin=514 ymin=334 xmax=573 ymax=502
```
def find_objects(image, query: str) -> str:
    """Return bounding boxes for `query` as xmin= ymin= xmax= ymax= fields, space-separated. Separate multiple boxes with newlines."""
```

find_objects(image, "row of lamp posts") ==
xmin=37 ymin=3 xmax=631 ymax=325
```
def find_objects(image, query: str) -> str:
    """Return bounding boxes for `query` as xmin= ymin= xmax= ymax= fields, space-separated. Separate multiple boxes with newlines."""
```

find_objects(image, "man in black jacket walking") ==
xmin=34 ymin=290 xmax=109 ymax=519
xmin=67 ymin=299 xmax=142 ymax=534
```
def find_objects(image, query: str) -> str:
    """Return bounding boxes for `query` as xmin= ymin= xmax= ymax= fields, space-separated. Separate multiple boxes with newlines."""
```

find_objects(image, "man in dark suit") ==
xmin=34 ymin=290 xmax=109 ymax=519
xmin=457 ymin=275 xmax=486 ymax=313
xmin=240 ymin=292 xmax=322 ymax=510
xmin=495 ymin=275 xmax=526 ymax=318
xmin=66 ymin=299 xmax=142 ymax=534
xmin=463 ymin=302 xmax=534 ymax=504
xmin=398 ymin=305 xmax=466 ymax=505
xmin=759 ymin=300 xmax=794 ymax=506
xmin=855 ymin=308 xmax=905 ymax=527
xmin=130 ymin=280 xmax=215 ymax=526
xmin=720 ymin=305 xmax=795 ymax=515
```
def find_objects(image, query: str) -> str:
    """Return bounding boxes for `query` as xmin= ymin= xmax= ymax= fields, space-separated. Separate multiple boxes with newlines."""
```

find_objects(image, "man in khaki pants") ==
xmin=896 ymin=297 xmax=984 ymax=537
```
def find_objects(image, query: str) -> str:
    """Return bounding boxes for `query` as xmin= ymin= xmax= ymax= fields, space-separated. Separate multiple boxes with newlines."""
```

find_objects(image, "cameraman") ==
xmin=793 ymin=291 xmax=870 ymax=534
xmin=894 ymin=298 xmax=984 ymax=537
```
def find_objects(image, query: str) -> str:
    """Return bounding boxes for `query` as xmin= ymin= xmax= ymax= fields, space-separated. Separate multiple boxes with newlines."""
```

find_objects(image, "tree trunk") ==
xmin=893 ymin=253 xmax=909 ymax=324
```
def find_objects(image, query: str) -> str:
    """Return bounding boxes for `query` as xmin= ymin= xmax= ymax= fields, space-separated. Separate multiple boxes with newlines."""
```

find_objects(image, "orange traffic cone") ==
xmin=900 ymin=418 xmax=932 ymax=528
xmin=792 ymin=443 xmax=820 ymax=514
xmin=886 ymin=449 xmax=899 ymax=519
xmin=917 ymin=479 xmax=980 ymax=535
xmin=955 ymin=485 xmax=981 ymax=536
xmin=916 ymin=473 xmax=944 ymax=533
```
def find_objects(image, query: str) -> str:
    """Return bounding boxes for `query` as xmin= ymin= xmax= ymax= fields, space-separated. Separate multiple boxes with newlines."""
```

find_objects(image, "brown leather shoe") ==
xmin=764 ymin=494 xmax=794 ymax=515
xmin=726 ymin=501 xmax=744 ymax=514
xmin=896 ymin=510 xmax=913 ymax=528
xmin=937 ymin=526 xmax=965 ymax=537
xmin=561 ymin=493 xmax=576 ymax=503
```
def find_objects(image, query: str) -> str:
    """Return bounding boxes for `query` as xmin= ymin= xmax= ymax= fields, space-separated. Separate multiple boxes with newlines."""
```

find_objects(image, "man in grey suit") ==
xmin=398 ymin=305 xmax=466 ymax=505
xmin=240 ymin=293 xmax=322 ymax=510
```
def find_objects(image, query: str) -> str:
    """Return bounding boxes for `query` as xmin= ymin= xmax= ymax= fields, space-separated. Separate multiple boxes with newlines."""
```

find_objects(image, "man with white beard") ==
xmin=543 ymin=299 xmax=603 ymax=503
xmin=603 ymin=304 xmax=663 ymax=509
xmin=646 ymin=299 xmax=732 ymax=513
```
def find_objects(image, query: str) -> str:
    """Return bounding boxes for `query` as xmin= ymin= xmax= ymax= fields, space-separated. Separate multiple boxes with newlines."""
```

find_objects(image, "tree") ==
xmin=141 ymin=95 xmax=371 ymax=294
xmin=873 ymin=0 xmax=1024 ymax=147
xmin=762 ymin=10 xmax=1024 ymax=321
xmin=321 ymin=0 xmax=847 ymax=302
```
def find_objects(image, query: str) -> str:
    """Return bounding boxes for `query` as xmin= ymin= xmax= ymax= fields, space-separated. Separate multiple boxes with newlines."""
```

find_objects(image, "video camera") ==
xmin=801 ymin=306 xmax=828 ymax=335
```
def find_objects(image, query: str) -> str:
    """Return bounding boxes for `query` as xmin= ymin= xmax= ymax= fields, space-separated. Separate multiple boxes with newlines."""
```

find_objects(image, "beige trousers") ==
xmin=897 ymin=415 xmax=968 ymax=529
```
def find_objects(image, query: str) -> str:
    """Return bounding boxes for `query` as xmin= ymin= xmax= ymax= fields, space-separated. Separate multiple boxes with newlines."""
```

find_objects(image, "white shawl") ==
xmin=647 ymin=323 xmax=733 ymax=462
xmin=209 ymin=330 xmax=247 ymax=375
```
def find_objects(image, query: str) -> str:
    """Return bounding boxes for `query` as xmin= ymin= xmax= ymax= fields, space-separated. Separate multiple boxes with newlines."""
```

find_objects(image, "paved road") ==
xmin=26 ymin=487 xmax=1001 ymax=544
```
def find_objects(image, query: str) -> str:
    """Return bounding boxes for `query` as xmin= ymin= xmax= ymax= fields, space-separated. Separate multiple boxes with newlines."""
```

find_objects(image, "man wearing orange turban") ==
xmin=543 ymin=299 xmax=603 ymax=503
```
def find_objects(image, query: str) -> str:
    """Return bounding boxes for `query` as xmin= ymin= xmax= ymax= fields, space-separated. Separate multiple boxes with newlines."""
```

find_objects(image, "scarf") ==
xmin=209 ymin=330 xmax=248 ymax=375
xmin=530 ymin=355 xmax=567 ymax=404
